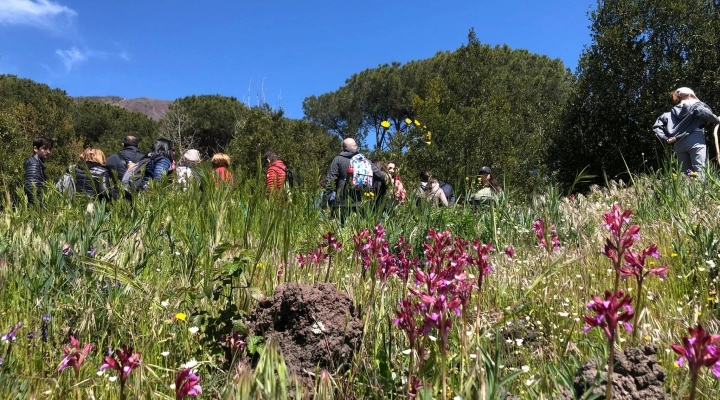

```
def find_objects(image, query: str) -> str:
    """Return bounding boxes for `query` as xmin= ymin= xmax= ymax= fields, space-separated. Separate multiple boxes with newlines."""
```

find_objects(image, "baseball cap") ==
xmin=676 ymin=87 xmax=696 ymax=96
xmin=478 ymin=166 xmax=492 ymax=175
xmin=183 ymin=149 xmax=201 ymax=162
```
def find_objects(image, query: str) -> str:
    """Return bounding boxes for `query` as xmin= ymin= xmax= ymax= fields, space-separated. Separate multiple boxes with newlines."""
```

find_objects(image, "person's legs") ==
xmin=674 ymin=149 xmax=691 ymax=173
xmin=689 ymin=142 xmax=707 ymax=174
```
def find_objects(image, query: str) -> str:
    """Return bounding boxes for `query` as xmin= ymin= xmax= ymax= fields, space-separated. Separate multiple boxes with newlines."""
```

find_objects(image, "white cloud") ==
xmin=0 ymin=0 xmax=77 ymax=29
xmin=55 ymin=46 xmax=130 ymax=72
xmin=55 ymin=46 xmax=87 ymax=71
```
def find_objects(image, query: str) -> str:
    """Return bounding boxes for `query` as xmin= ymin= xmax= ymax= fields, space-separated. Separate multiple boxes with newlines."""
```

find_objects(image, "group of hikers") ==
xmin=22 ymin=136 xmax=238 ymax=204
xmin=21 ymin=86 xmax=719 ymax=215
xmin=21 ymin=135 xmax=504 ymax=219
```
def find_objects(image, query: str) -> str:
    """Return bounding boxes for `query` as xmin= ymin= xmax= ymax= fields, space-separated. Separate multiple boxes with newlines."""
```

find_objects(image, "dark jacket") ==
xmin=74 ymin=161 xmax=111 ymax=199
xmin=438 ymin=180 xmax=455 ymax=205
xmin=323 ymin=150 xmax=387 ymax=207
xmin=106 ymin=146 xmax=145 ymax=182
xmin=652 ymin=100 xmax=720 ymax=143
xmin=23 ymin=154 xmax=46 ymax=204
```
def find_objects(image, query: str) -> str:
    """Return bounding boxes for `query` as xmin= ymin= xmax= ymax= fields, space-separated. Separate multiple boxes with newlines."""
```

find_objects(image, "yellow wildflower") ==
xmin=425 ymin=141 xmax=431 ymax=145
xmin=671 ymin=253 xmax=678 ymax=258
xmin=174 ymin=312 xmax=187 ymax=322
xmin=381 ymin=120 xmax=390 ymax=128
xmin=405 ymin=118 xmax=412 ymax=124
xmin=672 ymin=173 xmax=678 ymax=178
xmin=414 ymin=119 xmax=420 ymax=126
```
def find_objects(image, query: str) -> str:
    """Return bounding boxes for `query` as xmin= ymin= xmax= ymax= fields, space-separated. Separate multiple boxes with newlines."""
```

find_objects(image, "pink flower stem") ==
xmin=324 ymin=255 xmax=332 ymax=283
xmin=606 ymin=334 xmax=615 ymax=400
xmin=689 ymin=372 xmax=698 ymax=400
xmin=632 ymin=277 xmax=644 ymax=342
xmin=440 ymin=317 xmax=448 ymax=400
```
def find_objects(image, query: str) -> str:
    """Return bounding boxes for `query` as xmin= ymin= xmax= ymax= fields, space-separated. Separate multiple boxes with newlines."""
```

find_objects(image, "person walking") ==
xmin=652 ymin=87 xmax=720 ymax=176
xmin=322 ymin=138 xmax=387 ymax=222
xmin=264 ymin=151 xmax=287 ymax=196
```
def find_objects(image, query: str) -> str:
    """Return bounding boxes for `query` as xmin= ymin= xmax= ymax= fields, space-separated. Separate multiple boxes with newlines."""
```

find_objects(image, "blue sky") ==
xmin=0 ymin=0 xmax=595 ymax=119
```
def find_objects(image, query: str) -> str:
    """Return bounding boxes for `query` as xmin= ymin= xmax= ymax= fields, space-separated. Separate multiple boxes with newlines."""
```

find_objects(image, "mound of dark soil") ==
xmin=571 ymin=344 xmax=670 ymax=400
xmin=246 ymin=283 xmax=363 ymax=377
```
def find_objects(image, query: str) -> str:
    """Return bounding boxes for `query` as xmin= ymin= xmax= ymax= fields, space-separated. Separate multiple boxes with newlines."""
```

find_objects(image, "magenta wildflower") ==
xmin=175 ymin=368 xmax=202 ymax=399
xmin=100 ymin=345 xmax=141 ymax=396
xmin=504 ymin=246 xmax=515 ymax=259
xmin=58 ymin=336 xmax=93 ymax=379
xmin=532 ymin=218 xmax=547 ymax=248
xmin=619 ymin=244 xmax=668 ymax=281
xmin=671 ymin=324 xmax=720 ymax=400
xmin=353 ymin=224 xmax=389 ymax=272
xmin=583 ymin=290 xmax=634 ymax=340
xmin=532 ymin=218 xmax=560 ymax=253
xmin=672 ymin=324 xmax=720 ymax=377
xmin=321 ymin=231 xmax=342 ymax=253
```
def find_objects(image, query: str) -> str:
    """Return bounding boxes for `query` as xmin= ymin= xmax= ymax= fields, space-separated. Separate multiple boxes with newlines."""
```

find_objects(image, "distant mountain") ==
xmin=74 ymin=96 xmax=172 ymax=120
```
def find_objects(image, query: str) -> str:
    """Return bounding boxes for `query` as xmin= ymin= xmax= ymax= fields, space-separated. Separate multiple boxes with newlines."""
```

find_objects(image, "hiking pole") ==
xmin=714 ymin=124 xmax=720 ymax=166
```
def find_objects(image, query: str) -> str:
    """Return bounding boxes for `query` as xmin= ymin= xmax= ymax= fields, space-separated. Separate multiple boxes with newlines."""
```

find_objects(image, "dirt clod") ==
xmin=246 ymin=283 xmax=364 ymax=377
xmin=572 ymin=344 xmax=670 ymax=400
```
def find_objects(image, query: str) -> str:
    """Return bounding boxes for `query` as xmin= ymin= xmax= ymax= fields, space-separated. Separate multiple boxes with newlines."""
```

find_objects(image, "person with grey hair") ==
xmin=652 ymin=87 xmax=720 ymax=175
xmin=322 ymin=138 xmax=387 ymax=221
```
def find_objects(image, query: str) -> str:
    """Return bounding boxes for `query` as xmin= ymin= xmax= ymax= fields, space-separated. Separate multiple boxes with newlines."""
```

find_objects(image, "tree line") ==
xmin=3 ymin=0 xmax=720 ymax=199
xmin=0 ymin=77 xmax=340 ymax=201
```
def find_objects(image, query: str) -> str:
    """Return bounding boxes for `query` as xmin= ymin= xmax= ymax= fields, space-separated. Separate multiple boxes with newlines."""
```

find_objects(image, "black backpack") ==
xmin=280 ymin=167 xmax=303 ymax=189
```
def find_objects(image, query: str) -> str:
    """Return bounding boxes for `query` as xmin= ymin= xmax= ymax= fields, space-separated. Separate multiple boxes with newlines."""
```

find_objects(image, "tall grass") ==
xmin=0 ymin=161 xmax=719 ymax=399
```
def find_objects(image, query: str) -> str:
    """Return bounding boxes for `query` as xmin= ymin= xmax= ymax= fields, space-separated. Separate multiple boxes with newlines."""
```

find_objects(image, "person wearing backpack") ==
xmin=121 ymin=138 xmax=174 ymax=194
xmin=74 ymin=147 xmax=112 ymax=200
xmin=106 ymin=136 xmax=145 ymax=183
xmin=263 ymin=151 xmax=287 ymax=196
xmin=322 ymin=138 xmax=387 ymax=221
